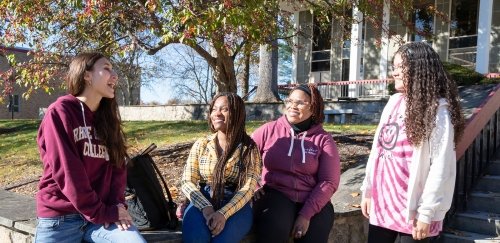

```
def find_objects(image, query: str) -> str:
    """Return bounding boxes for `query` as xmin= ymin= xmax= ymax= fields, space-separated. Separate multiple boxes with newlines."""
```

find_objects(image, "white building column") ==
xmin=476 ymin=0 xmax=493 ymax=74
xmin=379 ymin=0 xmax=391 ymax=79
xmin=349 ymin=4 xmax=363 ymax=97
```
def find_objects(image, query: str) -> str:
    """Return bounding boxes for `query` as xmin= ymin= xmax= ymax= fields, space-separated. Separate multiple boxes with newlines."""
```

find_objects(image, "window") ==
xmin=311 ymin=16 xmax=331 ymax=72
xmin=8 ymin=94 xmax=19 ymax=112
xmin=410 ymin=2 xmax=434 ymax=42
xmin=449 ymin=0 xmax=479 ymax=48
xmin=450 ymin=0 xmax=479 ymax=37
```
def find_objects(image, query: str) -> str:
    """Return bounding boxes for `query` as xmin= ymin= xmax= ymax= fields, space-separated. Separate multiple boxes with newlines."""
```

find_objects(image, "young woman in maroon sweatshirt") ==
xmin=252 ymin=84 xmax=341 ymax=243
xmin=35 ymin=53 xmax=145 ymax=243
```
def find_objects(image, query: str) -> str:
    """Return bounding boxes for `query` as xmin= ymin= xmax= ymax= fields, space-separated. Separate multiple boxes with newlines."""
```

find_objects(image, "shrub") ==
xmin=480 ymin=77 xmax=500 ymax=84
xmin=442 ymin=62 xmax=485 ymax=86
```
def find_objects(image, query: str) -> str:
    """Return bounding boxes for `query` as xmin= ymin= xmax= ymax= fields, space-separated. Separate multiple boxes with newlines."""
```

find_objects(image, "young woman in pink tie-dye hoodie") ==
xmin=361 ymin=42 xmax=465 ymax=243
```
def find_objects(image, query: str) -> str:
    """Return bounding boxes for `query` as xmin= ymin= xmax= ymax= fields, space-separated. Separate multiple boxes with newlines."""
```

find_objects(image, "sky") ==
xmin=141 ymin=82 xmax=173 ymax=104
xmin=138 ymin=42 xmax=292 ymax=105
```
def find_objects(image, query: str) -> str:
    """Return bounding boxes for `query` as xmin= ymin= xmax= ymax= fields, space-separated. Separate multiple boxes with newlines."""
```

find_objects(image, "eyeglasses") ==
xmin=284 ymin=98 xmax=310 ymax=109
xmin=391 ymin=63 xmax=404 ymax=72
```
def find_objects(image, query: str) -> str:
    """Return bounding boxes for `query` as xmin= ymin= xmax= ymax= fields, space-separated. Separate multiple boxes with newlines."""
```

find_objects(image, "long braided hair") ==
xmin=395 ymin=42 xmax=464 ymax=145
xmin=208 ymin=92 xmax=256 ymax=210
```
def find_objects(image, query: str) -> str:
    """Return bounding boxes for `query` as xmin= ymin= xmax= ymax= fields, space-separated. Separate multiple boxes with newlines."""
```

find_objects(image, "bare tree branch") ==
xmin=189 ymin=43 xmax=216 ymax=67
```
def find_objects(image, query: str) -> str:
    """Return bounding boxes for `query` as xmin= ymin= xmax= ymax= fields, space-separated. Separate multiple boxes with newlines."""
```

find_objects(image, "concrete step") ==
xmin=475 ymin=175 xmax=500 ymax=193
xmin=488 ymin=161 xmax=500 ymax=175
xmin=468 ymin=192 xmax=500 ymax=214
xmin=441 ymin=230 xmax=500 ymax=243
xmin=451 ymin=211 xmax=500 ymax=236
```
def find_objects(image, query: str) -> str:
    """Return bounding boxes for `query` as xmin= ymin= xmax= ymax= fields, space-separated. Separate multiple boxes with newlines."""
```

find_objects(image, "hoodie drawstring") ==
xmin=288 ymin=128 xmax=307 ymax=163
xmin=300 ymin=131 xmax=307 ymax=163
xmin=79 ymin=101 xmax=92 ymax=147
xmin=288 ymin=128 xmax=295 ymax=157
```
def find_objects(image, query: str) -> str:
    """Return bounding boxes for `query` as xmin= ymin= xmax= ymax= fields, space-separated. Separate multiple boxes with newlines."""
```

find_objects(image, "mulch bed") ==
xmin=6 ymin=133 xmax=373 ymax=206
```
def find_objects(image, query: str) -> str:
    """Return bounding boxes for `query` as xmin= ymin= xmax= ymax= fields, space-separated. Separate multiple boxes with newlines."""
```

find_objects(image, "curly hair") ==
xmin=395 ymin=42 xmax=464 ymax=145
xmin=207 ymin=92 xmax=256 ymax=210
xmin=291 ymin=83 xmax=325 ymax=124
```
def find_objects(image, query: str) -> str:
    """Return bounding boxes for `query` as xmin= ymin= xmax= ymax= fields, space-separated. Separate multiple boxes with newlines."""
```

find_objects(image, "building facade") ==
xmin=0 ymin=47 xmax=141 ymax=119
xmin=288 ymin=0 xmax=499 ymax=98
xmin=0 ymin=47 xmax=66 ymax=119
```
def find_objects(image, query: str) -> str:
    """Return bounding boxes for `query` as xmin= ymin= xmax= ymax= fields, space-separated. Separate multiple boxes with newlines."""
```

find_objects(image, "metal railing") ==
xmin=278 ymin=79 xmax=393 ymax=100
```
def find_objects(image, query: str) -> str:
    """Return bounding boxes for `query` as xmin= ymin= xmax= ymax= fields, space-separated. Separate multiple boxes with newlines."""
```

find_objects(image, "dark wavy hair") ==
xmin=207 ymin=92 xmax=256 ymax=210
xmin=395 ymin=42 xmax=464 ymax=145
xmin=66 ymin=52 xmax=128 ymax=168
xmin=291 ymin=83 xmax=325 ymax=124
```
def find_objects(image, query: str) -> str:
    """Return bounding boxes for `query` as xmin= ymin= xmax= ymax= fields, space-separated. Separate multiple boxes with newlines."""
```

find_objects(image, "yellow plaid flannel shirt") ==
xmin=181 ymin=134 xmax=261 ymax=219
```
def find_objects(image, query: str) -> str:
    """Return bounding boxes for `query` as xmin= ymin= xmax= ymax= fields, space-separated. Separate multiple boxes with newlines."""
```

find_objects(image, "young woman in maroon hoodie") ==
xmin=252 ymin=84 xmax=341 ymax=243
xmin=35 ymin=53 xmax=145 ymax=243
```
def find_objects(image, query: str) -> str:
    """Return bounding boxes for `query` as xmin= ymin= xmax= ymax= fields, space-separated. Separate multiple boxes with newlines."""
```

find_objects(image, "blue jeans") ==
xmin=34 ymin=214 xmax=146 ymax=243
xmin=182 ymin=185 xmax=253 ymax=243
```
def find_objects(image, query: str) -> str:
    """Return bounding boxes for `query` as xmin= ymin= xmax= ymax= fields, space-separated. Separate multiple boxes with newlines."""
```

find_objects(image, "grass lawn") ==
xmin=0 ymin=119 xmax=376 ymax=185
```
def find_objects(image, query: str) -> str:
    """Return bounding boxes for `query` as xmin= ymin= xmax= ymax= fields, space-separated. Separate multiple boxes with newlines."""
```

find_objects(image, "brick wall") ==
xmin=0 ymin=48 xmax=66 ymax=119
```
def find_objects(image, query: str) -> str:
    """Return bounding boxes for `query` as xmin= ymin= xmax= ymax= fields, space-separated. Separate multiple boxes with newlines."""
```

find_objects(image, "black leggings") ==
xmin=253 ymin=186 xmax=334 ymax=243
xmin=368 ymin=224 xmax=438 ymax=243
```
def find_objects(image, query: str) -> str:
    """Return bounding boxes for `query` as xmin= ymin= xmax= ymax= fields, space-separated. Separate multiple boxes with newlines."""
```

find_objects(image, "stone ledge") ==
xmin=0 ymin=164 xmax=368 ymax=243
xmin=0 ymin=190 xmax=36 ymax=233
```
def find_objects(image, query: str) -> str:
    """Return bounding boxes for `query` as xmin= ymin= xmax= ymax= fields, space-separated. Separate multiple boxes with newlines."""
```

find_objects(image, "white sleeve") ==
xmin=417 ymin=106 xmax=456 ymax=224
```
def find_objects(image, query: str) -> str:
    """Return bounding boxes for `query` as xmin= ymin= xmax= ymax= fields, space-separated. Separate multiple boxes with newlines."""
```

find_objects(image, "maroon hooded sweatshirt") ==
xmin=36 ymin=94 xmax=125 ymax=224
xmin=252 ymin=115 xmax=341 ymax=220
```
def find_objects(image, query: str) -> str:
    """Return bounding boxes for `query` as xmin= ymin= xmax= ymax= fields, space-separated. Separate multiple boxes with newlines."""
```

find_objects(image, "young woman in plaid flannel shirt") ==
xmin=181 ymin=92 xmax=261 ymax=243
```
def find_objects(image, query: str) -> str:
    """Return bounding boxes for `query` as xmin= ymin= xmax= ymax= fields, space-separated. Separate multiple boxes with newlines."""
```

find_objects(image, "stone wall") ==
xmin=330 ymin=213 xmax=368 ymax=243
xmin=119 ymin=99 xmax=387 ymax=124
xmin=0 ymin=164 xmax=370 ymax=243
xmin=0 ymin=225 xmax=33 ymax=243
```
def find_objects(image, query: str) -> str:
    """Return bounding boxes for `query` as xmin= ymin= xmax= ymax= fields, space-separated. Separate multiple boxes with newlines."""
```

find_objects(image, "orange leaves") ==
xmin=181 ymin=16 xmax=189 ymax=24
xmin=223 ymin=0 xmax=233 ymax=9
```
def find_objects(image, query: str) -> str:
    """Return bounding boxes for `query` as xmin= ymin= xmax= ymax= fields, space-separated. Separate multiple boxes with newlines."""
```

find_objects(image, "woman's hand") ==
xmin=412 ymin=219 xmax=430 ymax=240
xmin=105 ymin=204 xmax=133 ymax=230
xmin=253 ymin=187 xmax=265 ymax=201
xmin=202 ymin=206 xmax=215 ymax=221
xmin=361 ymin=197 xmax=370 ymax=219
xmin=292 ymin=215 xmax=310 ymax=238
xmin=206 ymin=211 xmax=226 ymax=236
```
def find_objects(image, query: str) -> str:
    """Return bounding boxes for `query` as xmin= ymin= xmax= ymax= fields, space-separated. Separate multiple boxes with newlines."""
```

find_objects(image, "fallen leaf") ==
xmin=350 ymin=192 xmax=360 ymax=197
xmin=351 ymin=204 xmax=361 ymax=208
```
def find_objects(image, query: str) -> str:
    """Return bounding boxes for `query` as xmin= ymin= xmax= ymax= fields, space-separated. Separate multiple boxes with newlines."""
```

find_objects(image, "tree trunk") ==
xmin=253 ymin=40 xmax=280 ymax=102
xmin=239 ymin=52 xmax=250 ymax=100
xmin=211 ymin=47 xmax=237 ymax=93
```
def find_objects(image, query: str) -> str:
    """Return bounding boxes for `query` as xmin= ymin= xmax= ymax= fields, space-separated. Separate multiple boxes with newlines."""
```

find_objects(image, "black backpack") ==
xmin=125 ymin=143 xmax=178 ymax=230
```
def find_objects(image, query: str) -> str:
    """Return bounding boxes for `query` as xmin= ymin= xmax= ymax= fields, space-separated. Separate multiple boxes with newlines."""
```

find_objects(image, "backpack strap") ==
xmin=141 ymin=144 xmax=176 ymax=222
xmin=140 ymin=143 xmax=157 ymax=156
xmin=148 ymin=156 xmax=175 ymax=206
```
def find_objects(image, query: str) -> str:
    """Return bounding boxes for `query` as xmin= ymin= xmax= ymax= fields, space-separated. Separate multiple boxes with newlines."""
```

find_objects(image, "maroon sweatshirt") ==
xmin=36 ymin=94 xmax=125 ymax=224
xmin=252 ymin=115 xmax=341 ymax=220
